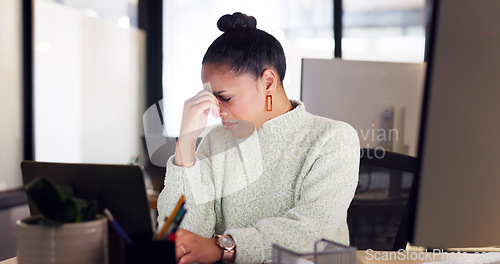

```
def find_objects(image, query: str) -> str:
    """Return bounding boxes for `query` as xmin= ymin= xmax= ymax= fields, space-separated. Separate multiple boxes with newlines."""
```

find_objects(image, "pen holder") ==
xmin=125 ymin=234 xmax=176 ymax=264
xmin=107 ymin=230 xmax=175 ymax=264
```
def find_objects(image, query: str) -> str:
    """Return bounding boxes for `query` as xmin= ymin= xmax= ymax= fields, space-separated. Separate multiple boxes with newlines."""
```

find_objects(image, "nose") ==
xmin=219 ymin=104 xmax=229 ymax=117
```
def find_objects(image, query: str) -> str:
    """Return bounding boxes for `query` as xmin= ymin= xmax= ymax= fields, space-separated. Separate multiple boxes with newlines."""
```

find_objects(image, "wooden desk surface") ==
xmin=0 ymin=251 xmax=461 ymax=264
xmin=0 ymin=258 xmax=15 ymax=264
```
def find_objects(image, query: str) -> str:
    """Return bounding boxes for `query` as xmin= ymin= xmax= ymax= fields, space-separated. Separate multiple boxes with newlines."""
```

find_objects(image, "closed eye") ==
xmin=220 ymin=97 xmax=231 ymax=102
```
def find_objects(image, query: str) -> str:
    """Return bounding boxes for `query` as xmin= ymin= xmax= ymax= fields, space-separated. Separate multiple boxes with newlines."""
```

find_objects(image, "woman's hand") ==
xmin=179 ymin=89 xmax=220 ymax=143
xmin=175 ymin=229 xmax=223 ymax=264
xmin=176 ymin=90 xmax=220 ymax=167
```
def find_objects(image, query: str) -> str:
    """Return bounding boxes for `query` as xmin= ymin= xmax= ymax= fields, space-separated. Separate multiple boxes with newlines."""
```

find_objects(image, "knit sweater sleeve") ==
xmin=225 ymin=122 xmax=360 ymax=263
xmin=156 ymin=134 xmax=217 ymax=238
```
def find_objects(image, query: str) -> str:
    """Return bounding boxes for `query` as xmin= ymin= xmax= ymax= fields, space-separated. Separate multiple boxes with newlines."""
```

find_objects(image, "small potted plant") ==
xmin=16 ymin=177 xmax=108 ymax=264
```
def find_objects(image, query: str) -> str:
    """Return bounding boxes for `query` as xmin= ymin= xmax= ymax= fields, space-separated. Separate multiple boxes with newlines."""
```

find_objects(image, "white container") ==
xmin=16 ymin=215 xmax=108 ymax=264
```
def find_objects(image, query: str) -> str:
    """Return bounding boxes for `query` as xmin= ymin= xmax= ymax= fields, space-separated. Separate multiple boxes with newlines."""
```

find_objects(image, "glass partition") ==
xmin=34 ymin=0 xmax=145 ymax=164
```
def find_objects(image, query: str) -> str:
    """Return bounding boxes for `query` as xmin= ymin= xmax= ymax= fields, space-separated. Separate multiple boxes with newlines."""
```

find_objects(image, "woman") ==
xmin=157 ymin=12 xmax=359 ymax=264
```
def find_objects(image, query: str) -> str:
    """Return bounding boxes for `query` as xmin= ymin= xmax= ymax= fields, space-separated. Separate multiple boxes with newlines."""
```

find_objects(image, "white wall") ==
xmin=34 ymin=2 xmax=84 ymax=162
xmin=0 ymin=0 xmax=23 ymax=190
xmin=34 ymin=0 xmax=145 ymax=164
xmin=80 ymin=15 xmax=145 ymax=163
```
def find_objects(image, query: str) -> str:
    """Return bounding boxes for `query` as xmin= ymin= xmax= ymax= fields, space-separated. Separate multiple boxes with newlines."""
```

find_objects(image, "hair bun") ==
xmin=217 ymin=12 xmax=257 ymax=32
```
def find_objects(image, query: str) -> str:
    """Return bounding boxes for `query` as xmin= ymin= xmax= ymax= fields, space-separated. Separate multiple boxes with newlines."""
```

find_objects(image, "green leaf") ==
xmin=24 ymin=177 xmax=98 ymax=226
xmin=60 ymin=199 xmax=78 ymax=223
xmin=55 ymin=184 xmax=74 ymax=201
xmin=25 ymin=177 xmax=64 ymax=220
xmin=81 ymin=200 xmax=98 ymax=222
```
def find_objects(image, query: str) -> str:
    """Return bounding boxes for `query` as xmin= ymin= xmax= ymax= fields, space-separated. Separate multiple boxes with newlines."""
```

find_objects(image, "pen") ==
xmin=162 ymin=201 xmax=185 ymax=236
xmin=154 ymin=194 xmax=185 ymax=240
xmin=104 ymin=208 xmax=132 ymax=244
xmin=161 ymin=208 xmax=187 ymax=240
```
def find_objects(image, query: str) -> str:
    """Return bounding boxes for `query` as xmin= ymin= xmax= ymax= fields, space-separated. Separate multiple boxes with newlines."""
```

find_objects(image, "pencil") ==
xmin=154 ymin=194 xmax=185 ymax=240
xmin=104 ymin=208 xmax=132 ymax=244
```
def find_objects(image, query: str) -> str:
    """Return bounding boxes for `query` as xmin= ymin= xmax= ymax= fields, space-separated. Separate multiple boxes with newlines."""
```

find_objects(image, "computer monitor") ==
xmin=411 ymin=0 xmax=500 ymax=248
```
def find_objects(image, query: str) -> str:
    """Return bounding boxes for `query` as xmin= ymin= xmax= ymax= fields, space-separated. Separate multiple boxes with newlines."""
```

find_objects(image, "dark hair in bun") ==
xmin=217 ymin=12 xmax=257 ymax=32
xmin=203 ymin=12 xmax=286 ymax=83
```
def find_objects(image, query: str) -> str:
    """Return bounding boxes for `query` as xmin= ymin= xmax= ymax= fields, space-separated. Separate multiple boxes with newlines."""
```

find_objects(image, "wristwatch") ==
xmin=215 ymin=235 xmax=236 ymax=262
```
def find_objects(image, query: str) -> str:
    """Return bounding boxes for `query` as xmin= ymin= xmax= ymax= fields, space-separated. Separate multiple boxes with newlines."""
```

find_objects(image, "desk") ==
xmin=0 ymin=251 xmax=467 ymax=264
xmin=0 ymin=258 xmax=15 ymax=264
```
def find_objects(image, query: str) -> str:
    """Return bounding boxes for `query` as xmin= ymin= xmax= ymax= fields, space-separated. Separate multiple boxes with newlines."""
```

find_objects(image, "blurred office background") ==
xmin=0 ymin=0 xmax=426 ymax=260
xmin=162 ymin=0 xmax=425 ymax=136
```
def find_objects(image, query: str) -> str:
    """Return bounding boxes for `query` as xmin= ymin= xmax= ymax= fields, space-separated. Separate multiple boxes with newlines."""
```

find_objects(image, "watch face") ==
xmin=219 ymin=237 xmax=234 ymax=248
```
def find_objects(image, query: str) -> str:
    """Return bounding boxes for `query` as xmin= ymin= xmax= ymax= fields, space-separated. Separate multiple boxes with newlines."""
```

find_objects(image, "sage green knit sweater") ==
xmin=157 ymin=100 xmax=360 ymax=263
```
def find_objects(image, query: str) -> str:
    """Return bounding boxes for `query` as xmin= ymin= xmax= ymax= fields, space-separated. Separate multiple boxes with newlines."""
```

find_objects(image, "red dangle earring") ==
xmin=266 ymin=92 xmax=272 ymax=111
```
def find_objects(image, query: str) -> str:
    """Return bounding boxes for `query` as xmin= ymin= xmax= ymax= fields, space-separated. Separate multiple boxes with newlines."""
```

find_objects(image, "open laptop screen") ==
xmin=21 ymin=161 xmax=154 ymax=235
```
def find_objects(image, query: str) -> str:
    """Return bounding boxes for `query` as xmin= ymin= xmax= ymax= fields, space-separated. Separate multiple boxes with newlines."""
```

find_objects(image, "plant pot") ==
xmin=16 ymin=215 xmax=108 ymax=264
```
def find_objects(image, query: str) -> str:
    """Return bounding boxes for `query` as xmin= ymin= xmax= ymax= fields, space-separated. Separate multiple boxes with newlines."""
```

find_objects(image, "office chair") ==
xmin=348 ymin=148 xmax=418 ymax=251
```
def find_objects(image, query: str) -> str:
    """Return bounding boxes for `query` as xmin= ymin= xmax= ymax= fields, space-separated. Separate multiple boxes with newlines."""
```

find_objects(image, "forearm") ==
xmin=157 ymin=155 xmax=217 ymax=238
xmin=174 ymin=137 xmax=197 ymax=167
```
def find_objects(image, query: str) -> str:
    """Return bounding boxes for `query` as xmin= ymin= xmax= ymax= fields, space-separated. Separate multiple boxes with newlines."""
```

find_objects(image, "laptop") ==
xmin=20 ymin=161 xmax=154 ymax=236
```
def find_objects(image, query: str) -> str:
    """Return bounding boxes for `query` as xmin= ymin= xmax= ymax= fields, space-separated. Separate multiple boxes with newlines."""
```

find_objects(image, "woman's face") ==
xmin=201 ymin=64 xmax=266 ymax=137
